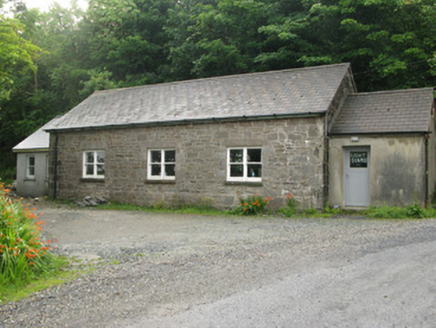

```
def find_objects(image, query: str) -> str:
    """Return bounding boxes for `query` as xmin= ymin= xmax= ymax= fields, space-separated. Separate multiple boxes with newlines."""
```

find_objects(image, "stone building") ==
xmin=44 ymin=63 xmax=435 ymax=209
xmin=329 ymin=88 xmax=435 ymax=207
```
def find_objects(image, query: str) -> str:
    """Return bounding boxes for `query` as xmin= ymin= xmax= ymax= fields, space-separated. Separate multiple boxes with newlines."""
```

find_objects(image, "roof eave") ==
xmin=329 ymin=130 xmax=431 ymax=136
xmin=12 ymin=148 xmax=50 ymax=153
xmin=46 ymin=112 xmax=325 ymax=133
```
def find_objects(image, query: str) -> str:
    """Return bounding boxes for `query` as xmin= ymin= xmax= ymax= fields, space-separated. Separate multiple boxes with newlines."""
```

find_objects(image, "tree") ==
xmin=166 ymin=0 xmax=278 ymax=79
xmin=0 ymin=15 xmax=41 ymax=101
xmin=261 ymin=0 xmax=436 ymax=91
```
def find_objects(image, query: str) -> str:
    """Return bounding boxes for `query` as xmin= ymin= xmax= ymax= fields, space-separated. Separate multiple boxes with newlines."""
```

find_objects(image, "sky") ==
xmin=22 ymin=0 xmax=88 ymax=12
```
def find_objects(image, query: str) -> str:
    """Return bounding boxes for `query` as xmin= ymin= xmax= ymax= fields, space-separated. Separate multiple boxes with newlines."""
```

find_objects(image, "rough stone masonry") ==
xmin=50 ymin=117 xmax=326 ymax=209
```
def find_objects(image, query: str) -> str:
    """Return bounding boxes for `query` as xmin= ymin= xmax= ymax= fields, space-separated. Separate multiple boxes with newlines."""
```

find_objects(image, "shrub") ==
xmin=366 ymin=203 xmax=427 ymax=219
xmin=0 ymin=182 xmax=64 ymax=285
xmin=235 ymin=194 xmax=271 ymax=215
xmin=406 ymin=203 xmax=426 ymax=218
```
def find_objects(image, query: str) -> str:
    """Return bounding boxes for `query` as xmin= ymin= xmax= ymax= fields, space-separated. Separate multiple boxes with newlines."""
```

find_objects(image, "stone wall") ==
xmin=49 ymin=117 xmax=326 ymax=210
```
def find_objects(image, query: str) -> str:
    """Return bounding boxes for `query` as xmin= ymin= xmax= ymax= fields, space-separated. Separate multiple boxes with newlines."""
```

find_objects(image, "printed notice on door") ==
xmin=350 ymin=152 xmax=367 ymax=168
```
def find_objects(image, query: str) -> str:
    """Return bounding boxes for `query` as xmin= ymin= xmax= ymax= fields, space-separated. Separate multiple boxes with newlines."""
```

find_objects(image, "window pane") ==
xmin=96 ymin=164 xmax=105 ymax=176
xmin=86 ymin=152 xmax=95 ymax=164
xmin=86 ymin=164 xmax=94 ymax=175
xmin=230 ymin=164 xmax=244 ymax=177
xmin=151 ymin=164 xmax=161 ymax=176
xmin=28 ymin=167 xmax=35 ymax=176
xmin=247 ymin=149 xmax=261 ymax=163
xmin=28 ymin=156 xmax=35 ymax=166
xmin=230 ymin=149 xmax=243 ymax=163
xmin=165 ymin=150 xmax=175 ymax=163
xmin=165 ymin=164 xmax=175 ymax=176
xmin=247 ymin=164 xmax=262 ymax=178
xmin=97 ymin=152 xmax=105 ymax=163
xmin=151 ymin=151 xmax=161 ymax=163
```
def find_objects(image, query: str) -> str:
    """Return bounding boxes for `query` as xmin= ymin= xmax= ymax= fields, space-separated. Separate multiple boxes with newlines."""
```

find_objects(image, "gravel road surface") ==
xmin=1 ymin=205 xmax=435 ymax=327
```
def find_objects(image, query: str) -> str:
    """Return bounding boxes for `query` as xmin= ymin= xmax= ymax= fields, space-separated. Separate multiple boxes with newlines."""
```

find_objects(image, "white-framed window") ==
xmin=227 ymin=148 xmax=262 ymax=182
xmin=26 ymin=156 xmax=35 ymax=179
xmin=83 ymin=151 xmax=105 ymax=179
xmin=148 ymin=149 xmax=176 ymax=180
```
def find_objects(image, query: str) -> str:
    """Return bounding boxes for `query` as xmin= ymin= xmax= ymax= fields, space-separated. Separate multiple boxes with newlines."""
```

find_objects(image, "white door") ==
xmin=344 ymin=147 xmax=370 ymax=207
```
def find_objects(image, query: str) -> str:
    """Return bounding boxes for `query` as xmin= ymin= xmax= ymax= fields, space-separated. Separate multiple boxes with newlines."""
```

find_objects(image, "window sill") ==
xmin=144 ymin=180 xmax=176 ymax=185
xmin=224 ymin=181 xmax=263 ymax=187
xmin=80 ymin=178 xmax=105 ymax=183
xmin=24 ymin=178 xmax=36 ymax=181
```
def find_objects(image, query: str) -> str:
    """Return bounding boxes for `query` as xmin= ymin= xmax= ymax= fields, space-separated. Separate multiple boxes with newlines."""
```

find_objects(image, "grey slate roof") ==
xmin=13 ymin=117 xmax=60 ymax=152
xmin=330 ymin=88 xmax=434 ymax=135
xmin=47 ymin=63 xmax=351 ymax=131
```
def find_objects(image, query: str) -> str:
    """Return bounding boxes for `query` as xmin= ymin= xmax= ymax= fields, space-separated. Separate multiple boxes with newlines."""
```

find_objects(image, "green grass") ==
xmin=0 ymin=264 xmax=77 ymax=304
xmin=0 ymin=256 xmax=110 ymax=304
xmin=364 ymin=204 xmax=436 ymax=219
xmin=59 ymin=197 xmax=436 ymax=219
xmin=96 ymin=202 xmax=230 ymax=216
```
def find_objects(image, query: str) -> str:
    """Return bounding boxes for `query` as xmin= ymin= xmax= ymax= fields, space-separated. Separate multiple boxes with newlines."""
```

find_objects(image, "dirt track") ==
xmin=1 ymin=205 xmax=436 ymax=327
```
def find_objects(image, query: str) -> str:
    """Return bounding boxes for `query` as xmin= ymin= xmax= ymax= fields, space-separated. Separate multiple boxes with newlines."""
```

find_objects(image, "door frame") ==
xmin=343 ymin=146 xmax=371 ymax=207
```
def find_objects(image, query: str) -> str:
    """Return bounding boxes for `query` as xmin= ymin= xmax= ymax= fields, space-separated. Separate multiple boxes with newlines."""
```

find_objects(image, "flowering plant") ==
xmin=0 ymin=182 xmax=62 ymax=285
xmin=236 ymin=193 xmax=271 ymax=215
xmin=278 ymin=192 xmax=296 ymax=217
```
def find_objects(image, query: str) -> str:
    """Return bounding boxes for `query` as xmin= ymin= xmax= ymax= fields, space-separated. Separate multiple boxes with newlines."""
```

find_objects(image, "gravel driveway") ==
xmin=1 ymin=205 xmax=436 ymax=327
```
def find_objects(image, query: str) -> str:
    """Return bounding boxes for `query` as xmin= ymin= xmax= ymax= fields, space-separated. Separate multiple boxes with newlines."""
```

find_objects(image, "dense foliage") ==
xmin=1 ymin=0 xmax=436 ymax=180
xmin=0 ymin=182 xmax=64 ymax=285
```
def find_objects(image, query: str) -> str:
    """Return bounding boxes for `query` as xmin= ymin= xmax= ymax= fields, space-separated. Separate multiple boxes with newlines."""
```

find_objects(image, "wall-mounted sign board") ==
xmin=350 ymin=151 xmax=368 ymax=168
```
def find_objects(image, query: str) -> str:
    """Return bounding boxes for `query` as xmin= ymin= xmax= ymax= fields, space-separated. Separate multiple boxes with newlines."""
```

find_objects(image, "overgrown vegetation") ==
xmin=365 ymin=203 xmax=434 ymax=219
xmin=278 ymin=192 xmax=297 ymax=217
xmin=234 ymin=194 xmax=271 ymax=215
xmin=95 ymin=194 xmax=436 ymax=219
xmin=97 ymin=201 xmax=228 ymax=216
xmin=2 ymin=0 xmax=436 ymax=180
xmin=0 ymin=182 xmax=69 ymax=302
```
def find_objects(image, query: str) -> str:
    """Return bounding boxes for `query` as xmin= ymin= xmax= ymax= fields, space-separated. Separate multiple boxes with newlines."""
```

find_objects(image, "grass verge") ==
xmin=0 ymin=261 xmax=76 ymax=304
xmin=89 ymin=200 xmax=436 ymax=219
xmin=97 ymin=202 xmax=230 ymax=216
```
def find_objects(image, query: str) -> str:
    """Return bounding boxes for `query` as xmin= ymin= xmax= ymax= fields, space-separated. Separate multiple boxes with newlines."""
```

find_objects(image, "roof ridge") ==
xmin=93 ymin=63 xmax=351 ymax=95
xmin=348 ymin=87 xmax=434 ymax=97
